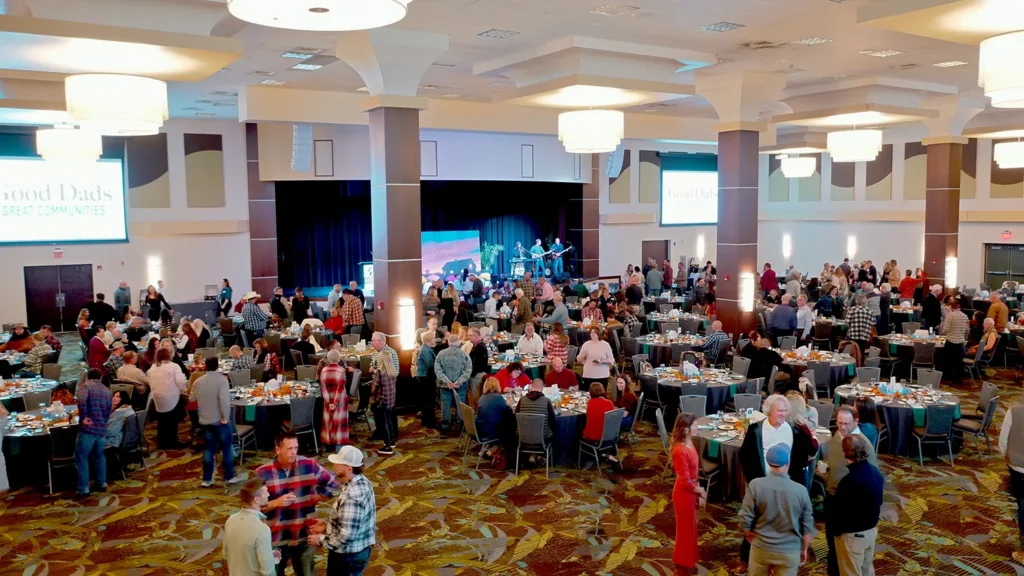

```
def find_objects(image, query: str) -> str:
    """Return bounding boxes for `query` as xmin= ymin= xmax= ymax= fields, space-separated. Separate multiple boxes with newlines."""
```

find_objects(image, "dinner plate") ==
xmin=717 ymin=424 xmax=735 ymax=431
xmin=722 ymin=416 xmax=738 ymax=423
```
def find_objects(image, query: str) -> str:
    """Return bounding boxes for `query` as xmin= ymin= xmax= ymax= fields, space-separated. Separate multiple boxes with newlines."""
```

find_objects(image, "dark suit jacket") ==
xmin=739 ymin=421 xmax=767 ymax=483
xmin=922 ymin=294 xmax=941 ymax=328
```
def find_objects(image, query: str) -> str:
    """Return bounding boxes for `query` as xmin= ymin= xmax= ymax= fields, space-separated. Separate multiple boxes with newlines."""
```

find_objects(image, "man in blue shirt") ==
xmin=831 ymin=434 xmax=884 ymax=576
xmin=550 ymin=237 xmax=565 ymax=280
xmin=529 ymin=239 xmax=546 ymax=276
xmin=767 ymin=294 xmax=798 ymax=346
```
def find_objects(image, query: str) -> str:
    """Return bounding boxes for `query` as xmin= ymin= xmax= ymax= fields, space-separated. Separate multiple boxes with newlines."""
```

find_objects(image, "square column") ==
xmin=716 ymin=130 xmax=760 ymax=338
xmin=368 ymin=106 xmax=423 ymax=350
xmin=923 ymin=142 xmax=962 ymax=290
xmin=579 ymin=154 xmax=600 ymax=278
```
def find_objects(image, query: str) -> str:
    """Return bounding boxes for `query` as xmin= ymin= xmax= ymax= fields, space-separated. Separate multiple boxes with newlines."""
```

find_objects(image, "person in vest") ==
xmin=1000 ymin=399 xmax=1024 ymax=564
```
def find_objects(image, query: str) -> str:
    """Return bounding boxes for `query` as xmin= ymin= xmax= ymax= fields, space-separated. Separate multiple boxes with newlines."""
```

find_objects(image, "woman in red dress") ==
xmin=318 ymin=349 xmax=350 ymax=452
xmin=671 ymin=412 xmax=705 ymax=575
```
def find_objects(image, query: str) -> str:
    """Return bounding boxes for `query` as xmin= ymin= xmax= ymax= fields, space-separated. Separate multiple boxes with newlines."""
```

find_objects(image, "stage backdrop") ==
xmin=275 ymin=180 xmax=582 ymax=289
xmin=422 ymin=231 xmax=481 ymax=278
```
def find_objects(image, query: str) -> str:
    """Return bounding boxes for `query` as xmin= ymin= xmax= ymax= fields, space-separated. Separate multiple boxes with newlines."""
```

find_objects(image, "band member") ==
xmin=514 ymin=242 xmax=527 ymax=258
xmin=550 ymin=237 xmax=565 ymax=279
xmin=530 ymin=239 xmax=546 ymax=275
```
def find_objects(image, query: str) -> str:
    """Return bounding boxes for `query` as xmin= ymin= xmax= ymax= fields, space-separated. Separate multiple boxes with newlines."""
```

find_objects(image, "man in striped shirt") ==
xmin=257 ymin=432 xmax=339 ymax=576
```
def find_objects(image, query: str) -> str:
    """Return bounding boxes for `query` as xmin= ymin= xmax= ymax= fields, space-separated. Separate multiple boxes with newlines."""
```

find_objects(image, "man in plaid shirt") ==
xmin=519 ymin=271 xmax=536 ymax=303
xmin=309 ymin=446 xmax=377 ymax=573
xmin=257 ymin=432 xmax=339 ymax=576
xmin=845 ymin=294 xmax=874 ymax=353
xmin=341 ymin=291 xmax=366 ymax=336
xmin=699 ymin=321 xmax=731 ymax=365
xmin=241 ymin=291 xmax=268 ymax=345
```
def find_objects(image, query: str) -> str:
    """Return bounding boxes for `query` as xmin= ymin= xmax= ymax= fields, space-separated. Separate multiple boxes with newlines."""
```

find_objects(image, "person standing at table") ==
xmin=308 ymin=446 xmax=377 ymax=576
xmin=646 ymin=263 xmax=664 ymax=294
xmin=241 ymin=292 xmax=269 ymax=346
xmin=144 ymin=285 xmax=172 ymax=323
xmin=326 ymin=284 xmax=343 ymax=312
xmin=257 ymin=432 xmax=340 ymax=576
xmin=578 ymin=327 xmax=614 ymax=389
xmin=319 ymin=350 xmax=350 ymax=453
xmin=341 ymin=290 xmax=367 ymax=338
xmin=218 ymin=279 xmax=233 ymax=318
xmin=988 ymin=292 xmax=1010 ymax=332
xmin=224 ymin=479 xmax=277 ymax=576
xmin=938 ymin=299 xmax=969 ymax=384
xmin=738 ymin=444 xmax=815 ymax=576
xmin=291 ymin=287 xmax=311 ymax=325
xmin=832 ymin=434 xmax=884 ymax=576
xmin=922 ymin=284 xmax=943 ymax=329
xmin=270 ymin=287 xmax=289 ymax=321
xmin=435 ymin=333 xmax=472 ymax=431
xmin=75 ymin=368 xmax=113 ymax=498
xmin=760 ymin=263 xmax=779 ymax=297
xmin=414 ymin=332 xmax=438 ymax=428
xmin=149 ymin=347 xmax=188 ymax=449
xmin=670 ymin=412 xmax=705 ymax=575
xmin=349 ymin=280 xmax=365 ymax=308
xmin=114 ymin=281 xmax=133 ymax=318
xmin=191 ymin=356 xmax=243 ymax=487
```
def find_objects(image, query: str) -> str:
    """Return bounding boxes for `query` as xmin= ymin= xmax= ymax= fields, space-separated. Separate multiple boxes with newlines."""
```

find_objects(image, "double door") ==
xmin=24 ymin=264 xmax=94 ymax=332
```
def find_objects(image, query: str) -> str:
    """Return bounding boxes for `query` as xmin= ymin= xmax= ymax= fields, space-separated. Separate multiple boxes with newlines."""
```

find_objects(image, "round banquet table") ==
xmin=501 ymin=392 xmax=586 ymax=466
xmin=3 ymin=405 xmax=79 ymax=488
xmin=643 ymin=370 xmax=750 ymax=424
xmin=0 ymin=379 xmax=60 ymax=412
xmin=231 ymin=390 xmax=324 ymax=449
xmin=833 ymin=384 xmax=961 ymax=456
xmin=889 ymin=309 xmax=919 ymax=334
xmin=636 ymin=337 xmax=704 ymax=368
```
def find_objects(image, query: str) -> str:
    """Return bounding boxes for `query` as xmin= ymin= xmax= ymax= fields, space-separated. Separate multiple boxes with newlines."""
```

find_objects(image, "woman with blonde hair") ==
xmin=784 ymin=390 xmax=818 ymax=488
xmin=372 ymin=345 xmax=399 ymax=455
xmin=670 ymin=412 xmax=704 ymax=575
xmin=475 ymin=376 xmax=516 ymax=466
xmin=439 ymin=282 xmax=460 ymax=330
xmin=832 ymin=267 xmax=849 ymax=298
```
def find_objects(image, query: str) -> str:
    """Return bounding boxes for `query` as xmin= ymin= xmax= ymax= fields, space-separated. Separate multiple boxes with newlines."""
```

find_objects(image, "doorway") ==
xmin=984 ymin=244 xmax=1024 ymax=289
xmin=24 ymin=264 xmax=94 ymax=332
xmin=641 ymin=240 xmax=670 ymax=269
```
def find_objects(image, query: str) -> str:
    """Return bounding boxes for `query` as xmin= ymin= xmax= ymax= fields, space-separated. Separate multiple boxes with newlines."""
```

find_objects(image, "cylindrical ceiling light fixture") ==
xmin=65 ymin=74 xmax=168 ymax=136
xmin=980 ymin=31 xmax=1024 ymax=108
xmin=227 ymin=0 xmax=410 ymax=31
xmin=827 ymin=129 xmax=883 ymax=163
xmin=35 ymin=126 xmax=103 ymax=164
xmin=558 ymin=110 xmax=624 ymax=154
xmin=994 ymin=141 xmax=1024 ymax=169
xmin=779 ymin=155 xmax=816 ymax=178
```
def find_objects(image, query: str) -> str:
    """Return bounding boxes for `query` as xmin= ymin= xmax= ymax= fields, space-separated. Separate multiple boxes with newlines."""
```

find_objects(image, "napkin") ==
xmin=667 ymin=330 xmax=679 ymax=340
xmin=795 ymin=346 xmax=809 ymax=358
xmin=266 ymin=378 xmax=281 ymax=391
xmin=682 ymin=362 xmax=699 ymax=377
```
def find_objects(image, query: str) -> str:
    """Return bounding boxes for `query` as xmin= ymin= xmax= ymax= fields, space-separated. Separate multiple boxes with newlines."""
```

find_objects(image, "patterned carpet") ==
xmin=2 ymin=357 xmax=1024 ymax=575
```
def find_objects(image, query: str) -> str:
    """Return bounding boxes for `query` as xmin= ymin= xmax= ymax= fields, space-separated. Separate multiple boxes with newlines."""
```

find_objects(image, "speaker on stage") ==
xmin=291 ymin=124 xmax=313 ymax=172
xmin=606 ymin=146 xmax=625 ymax=178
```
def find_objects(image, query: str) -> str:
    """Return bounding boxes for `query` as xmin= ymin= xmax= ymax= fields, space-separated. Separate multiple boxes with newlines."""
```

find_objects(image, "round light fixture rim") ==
xmin=227 ymin=0 xmax=410 ymax=31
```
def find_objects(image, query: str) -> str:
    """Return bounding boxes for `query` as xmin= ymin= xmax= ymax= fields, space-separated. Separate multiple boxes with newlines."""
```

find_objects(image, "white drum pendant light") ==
xmin=36 ymin=126 xmax=103 ymax=164
xmin=779 ymin=155 xmax=816 ymax=178
xmin=65 ymin=74 xmax=168 ymax=136
xmin=827 ymin=129 xmax=883 ymax=163
xmin=227 ymin=0 xmax=411 ymax=31
xmin=980 ymin=31 xmax=1024 ymax=108
xmin=558 ymin=110 xmax=624 ymax=154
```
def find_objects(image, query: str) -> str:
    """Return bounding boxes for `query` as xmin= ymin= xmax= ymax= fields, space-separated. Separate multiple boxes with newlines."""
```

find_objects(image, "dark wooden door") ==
xmin=58 ymin=264 xmax=94 ymax=332
xmin=24 ymin=266 xmax=61 ymax=332
xmin=641 ymin=240 xmax=670 ymax=269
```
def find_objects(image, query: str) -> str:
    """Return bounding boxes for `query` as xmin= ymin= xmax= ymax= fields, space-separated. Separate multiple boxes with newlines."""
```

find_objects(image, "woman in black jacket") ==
xmin=144 ymin=285 xmax=172 ymax=323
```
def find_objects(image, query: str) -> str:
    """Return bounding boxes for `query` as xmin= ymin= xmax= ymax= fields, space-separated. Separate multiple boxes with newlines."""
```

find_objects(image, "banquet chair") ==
xmin=347 ymin=369 xmax=371 ymax=435
xmin=515 ymin=413 xmax=552 ymax=477
xmin=265 ymin=333 xmax=282 ymax=355
xmin=911 ymin=342 xmax=937 ymax=378
xmin=289 ymin=349 xmax=306 ymax=369
xmin=485 ymin=318 xmax=498 ymax=332
xmin=960 ymin=381 xmax=998 ymax=421
xmin=108 ymin=411 xmax=145 ymax=479
xmin=661 ymin=321 xmax=680 ymax=335
xmin=806 ymin=359 xmax=832 ymax=398
xmin=808 ymin=400 xmax=833 ymax=431
xmin=670 ymin=343 xmax=690 ymax=366
xmin=229 ymin=369 xmax=251 ymax=389
xmin=812 ymin=323 xmax=833 ymax=351
xmin=42 ymin=364 xmax=62 ymax=382
xmin=47 ymin=425 xmax=80 ymax=494
xmin=865 ymin=347 xmax=881 ymax=360
xmin=953 ymin=396 xmax=998 ymax=454
xmin=723 ymin=378 xmax=763 ymax=412
xmin=779 ymin=336 xmax=798 ymax=351
xmin=469 ymin=322 xmax=486 ymax=330
xmin=197 ymin=348 xmax=218 ymax=361
xmin=566 ymin=345 xmax=579 ymax=373
xmin=713 ymin=343 xmax=733 ymax=368
xmin=656 ymin=408 xmax=672 ymax=478
xmin=638 ymin=374 xmax=663 ymax=419
xmin=902 ymin=322 xmax=922 ymax=335
xmin=622 ymin=392 xmax=644 ymax=447
xmin=733 ymin=394 xmax=760 ymax=414
xmin=296 ymin=365 xmax=317 ymax=382
xmin=458 ymin=402 xmax=500 ymax=470
xmin=963 ymin=344 xmax=986 ymax=384
xmin=281 ymin=395 xmax=318 ymax=454
xmin=566 ymin=296 xmax=579 ymax=305
xmin=511 ymin=324 xmax=525 ymax=336
xmin=250 ymin=366 xmax=265 ymax=383
xmin=631 ymin=353 xmax=648 ymax=376
xmin=629 ymin=323 xmax=642 ymax=338
xmin=659 ymin=304 xmax=673 ymax=314
xmin=916 ymin=369 xmax=943 ymax=390
xmin=24 ymin=389 xmax=51 ymax=410
xmin=680 ymin=318 xmax=701 ymax=335
xmin=110 ymin=383 xmax=135 ymax=399
xmin=766 ymin=365 xmax=782 ymax=396
xmin=680 ymin=395 xmax=707 ymax=418
xmin=341 ymin=334 xmax=360 ymax=347
xmin=682 ymin=351 xmax=698 ymax=366
xmin=799 ymin=371 xmax=819 ymax=401
xmin=231 ymin=411 xmax=258 ymax=465
xmin=912 ymin=404 xmax=957 ymax=467
xmin=856 ymin=367 xmax=881 ymax=384
xmin=578 ymin=408 xmax=625 ymax=475
xmin=736 ymin=338 xmax=751 ymax=355
xmin=219 ymin=318 xmax=237 ymax=347
xmin=865 ymin=357 xmax=882 ymax=369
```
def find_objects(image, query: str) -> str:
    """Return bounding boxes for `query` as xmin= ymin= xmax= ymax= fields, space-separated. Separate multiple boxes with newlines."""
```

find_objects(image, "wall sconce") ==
xmin=696 ymin=235 xmax=706 ymax=260
xmin=740 ymin=272 xmax=755 ymax=312
xmin=399 ymin=298 xmax=416 ymax=351
xmin=147 ymin=255 xmax=162 ymax=289
xmin=846 ymin=235 xmax=857 ymax=260
xmin=782 ymin=234 xmax=792 ymax=260
xmin=945 ymin=256 xmax=958 ymax=289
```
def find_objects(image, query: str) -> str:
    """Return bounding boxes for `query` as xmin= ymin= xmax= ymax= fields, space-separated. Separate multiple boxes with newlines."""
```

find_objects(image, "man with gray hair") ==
xmin=767 ymin=294 xmax=797 ymax=345
xmin=434 ymin=332 xmax=472 ymax=431
xmin=537 ymin=292 xmax=569 ymax=326
xmin=846 ymin=293 xmax=873 ymax=353
xmin=326 ymin=284 xmax=342 ymax=311
xmin=795 ymin=295 xmax=814 ymax=342
xmin=922 ymin=284 xmax=943 ymax=329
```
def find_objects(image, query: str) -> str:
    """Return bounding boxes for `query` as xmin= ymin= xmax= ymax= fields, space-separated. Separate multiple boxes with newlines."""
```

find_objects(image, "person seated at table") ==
xmin=23 ymin=333 xmax=53 ymax=375
xmin=104 ymin=390 xmax=135 ymax=449
xmin=116 ymin=351 xmax=150 ymax=394
xmin=515 ymin=378 xmax=557 ymax=456
xmin=537 ymin=293 xmax=570 ymax=327
xmin=51 ymin=382 xmax=75 ymax=405
xmin=323 ymin=306 xmax=346 ymax=336
xmin=138 ymin=338 xmax=158 ymax=373
xmin=543 ymin=322 xmax=569 ymax=364
xmin=615 ymin=375 xmax=639 ymax=431
xmin=967 ymin=317 xmax=999 ymax=359
xmin=582 ymin=382 xmax=619 ymax=464
xmin=814 ymin=286 xmax=843 ymax=318
xmin=475 ymin=377 xmax=516 ymax=465
xmin=290 ymin=325 xmax=317 ymax=365
xmin=581 ymin=298 xmax=604 ymax=324
xmin=229 ymin=345 xmax=257 ymax=372
xmin=124 ymin=316 xmax=148 ymax=343
xmin=269 ymin=313 xmax=287 ymax=331
xmin=763 ymin=289 xmax=782 ymax=306
xmin=253 ymin=338 xmax=279 ymax=382
xmin=768 ymin=294 xmax=798 ymax=344
xmin=748 ymin=336 xmax=789 ymax=389
xmin=0 ymin=323 xmax=34 ymax=354
xmin=158 ymin=308 xmax=175 ymax=332
xmin=479 ymin=326 xmax=499 ymax=356
xmin=103 ymin=342 xmax=127 ymax=381
xmin=494 ymin=361 xmax=531 ymax=392
xmin=192 ymin=318 xmax=211 ymax=347
xmin=544 ymin=356 xmax=579 ymax=390
xmin=853 ymin=396 xmax=880 ymax=449
xmin=785 ymin=392 xmax=818 ymax=488
xmin=516 ymin=322 xmax=544 ymax=356
xmin=179 ymin=321 xmax=199 ymax=356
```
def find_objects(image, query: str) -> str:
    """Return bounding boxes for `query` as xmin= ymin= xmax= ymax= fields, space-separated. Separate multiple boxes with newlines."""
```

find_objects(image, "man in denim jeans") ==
xmin=191 ymin=357 xmax=244 ymax=487
xmin=434 ymin=333 xmax=472 ymax=432
xmin=75 ymin=368 xmax=112 ymax=498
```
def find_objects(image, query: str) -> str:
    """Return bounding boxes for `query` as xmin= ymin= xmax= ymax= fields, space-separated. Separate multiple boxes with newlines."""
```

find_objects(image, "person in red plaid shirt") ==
xmin=581 ymin=298 xmax=604 ymax=323
xmin=257 ymin=432 xmax=339 ymax=576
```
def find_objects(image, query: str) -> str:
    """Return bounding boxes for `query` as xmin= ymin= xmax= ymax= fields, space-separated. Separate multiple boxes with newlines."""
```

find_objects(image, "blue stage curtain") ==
xmin=276 ymin=180 xmax=582 ymax=287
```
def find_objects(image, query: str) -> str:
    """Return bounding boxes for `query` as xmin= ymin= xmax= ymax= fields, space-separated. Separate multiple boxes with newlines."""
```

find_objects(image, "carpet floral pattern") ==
xmin=2 ymin=369 xmax=1024 ymax=575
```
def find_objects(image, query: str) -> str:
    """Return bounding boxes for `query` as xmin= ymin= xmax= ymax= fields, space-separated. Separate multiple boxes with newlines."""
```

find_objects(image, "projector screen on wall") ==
xmin=660 ymin=170 xmax=719 ymax=226
xmin=0 ymin=157 xmax=127 ymax=244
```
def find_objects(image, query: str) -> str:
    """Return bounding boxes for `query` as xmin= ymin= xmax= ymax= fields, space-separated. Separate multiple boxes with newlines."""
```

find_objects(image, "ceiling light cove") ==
xmin=227 ymin=0 xmax=410 ymax=31
xmin=558 ymin=110 xmax=624 ymax=153
xmin=529 ymin=85 xmax=655 ymax=108
xmin=827 ymin=129 xmax=883 ymax=163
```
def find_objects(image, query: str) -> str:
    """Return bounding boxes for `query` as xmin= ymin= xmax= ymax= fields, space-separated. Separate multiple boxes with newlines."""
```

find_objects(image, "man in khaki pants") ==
xmin=831 ymin=434 xmax=884 ymax=575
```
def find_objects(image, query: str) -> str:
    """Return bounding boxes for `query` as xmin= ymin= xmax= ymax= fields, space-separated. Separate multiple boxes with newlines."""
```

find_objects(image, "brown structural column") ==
xmin=245 ymin=123 xmax=278 ymax=302
xmin=368 ymin=106 xmax=423 ymax=352
xmin=716 ymin=130 xmax=760 ymax=339
xmin=578 ymin=154 xmax=600 ymax=278
xmin=923 ymin=143 xmax=962 ymax=290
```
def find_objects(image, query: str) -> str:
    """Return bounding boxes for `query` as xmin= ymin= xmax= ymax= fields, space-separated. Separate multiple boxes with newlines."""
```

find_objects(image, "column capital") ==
xmin=921 ymin=95 xmax=985 ymax=142
xmin=695 ymin=71 xmax=786 ymax=124
xmin=922 ymin=136 xmax=968 ymax=146
xmin=361 ymin=95 xmax=429 ymax=113
xmin=337 ymin=28 xmax=449 ymax=98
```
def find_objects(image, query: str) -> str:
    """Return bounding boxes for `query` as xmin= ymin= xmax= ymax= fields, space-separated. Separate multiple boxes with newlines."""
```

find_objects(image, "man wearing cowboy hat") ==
xmin=308 ymin=446 xmax=377 ymax=575
xmin=241 ymin=291 xmax=268 ymax=348
xmin=104 ymin=341 xmax=126 ymax=381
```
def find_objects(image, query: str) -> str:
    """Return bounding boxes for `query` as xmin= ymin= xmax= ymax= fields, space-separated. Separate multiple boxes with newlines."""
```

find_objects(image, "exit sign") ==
xmin=1003 ymin=230 xmax=1013 ymax=240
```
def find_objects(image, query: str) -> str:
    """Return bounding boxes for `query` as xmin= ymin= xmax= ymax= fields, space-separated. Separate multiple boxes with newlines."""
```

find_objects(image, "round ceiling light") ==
xmin=980 ymin=31 xmax=1024 ymax=108
xmin=36 ymin=126 xmax=103 ymax=164
xmin=826 ymin=129 xmax=883 ymax=163
xmin=994 ymin=141 xmax=1024 ymax=169
xmin=65 ymin=74 xmax=168 ymax=136
xmin=779 ymin=155 xmax=816 ymax=178
xmin=557 ymin=110 xmax=624 ymax=154
xmin=227 ymin=0 xmax=410 ymax=31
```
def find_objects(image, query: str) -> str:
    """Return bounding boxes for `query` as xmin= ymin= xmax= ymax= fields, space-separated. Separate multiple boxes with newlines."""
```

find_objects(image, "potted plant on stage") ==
xmin=481 ymin=242 xmax=504 ymax=274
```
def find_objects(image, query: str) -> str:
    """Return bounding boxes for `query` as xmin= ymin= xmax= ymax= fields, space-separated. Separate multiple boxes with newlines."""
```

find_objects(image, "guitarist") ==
xmin=529 ymin=239 xmax=548 ymax=275
xmin=550 ymin=237 xmax=565 ymax=280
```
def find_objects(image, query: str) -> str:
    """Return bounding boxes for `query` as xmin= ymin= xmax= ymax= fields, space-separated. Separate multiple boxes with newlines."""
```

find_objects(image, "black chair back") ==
xmin=925 ymin=404 xmax=956 ymax=435
xmin=50 ymin=425 xmax=80 ymax=460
